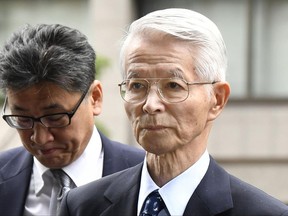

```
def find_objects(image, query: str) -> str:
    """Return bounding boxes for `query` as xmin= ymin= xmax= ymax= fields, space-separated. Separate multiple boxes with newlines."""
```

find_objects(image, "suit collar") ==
xmin=184 ymin=157 xmax=233 ymax=216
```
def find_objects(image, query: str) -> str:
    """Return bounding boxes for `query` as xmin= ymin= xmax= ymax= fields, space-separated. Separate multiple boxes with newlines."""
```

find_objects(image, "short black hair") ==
xmin=0 ymin=24 xmax=96 ymax=94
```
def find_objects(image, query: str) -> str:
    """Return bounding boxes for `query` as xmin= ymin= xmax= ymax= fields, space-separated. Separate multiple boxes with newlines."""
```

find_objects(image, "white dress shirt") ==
xmin=137 ymin=150 xmax=210 ymax=216
xmin=24 ymin=126 xmax=103 ymax=216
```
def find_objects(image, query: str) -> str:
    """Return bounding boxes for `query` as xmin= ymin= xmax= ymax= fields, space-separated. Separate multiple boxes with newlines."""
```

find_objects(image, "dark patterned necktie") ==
xmin=51 ymin=169 xmax=76 ymax=201
xmin=140 ymin=190 xmax=168 ymax=216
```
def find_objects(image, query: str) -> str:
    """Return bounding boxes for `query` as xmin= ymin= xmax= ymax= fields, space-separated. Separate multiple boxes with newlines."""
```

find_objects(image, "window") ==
xmin=134 ymin=0 xmax=288 ymax=100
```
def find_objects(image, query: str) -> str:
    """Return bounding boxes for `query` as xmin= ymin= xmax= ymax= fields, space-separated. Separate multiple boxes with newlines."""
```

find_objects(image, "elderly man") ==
xmin=59 ymin=8 xmax=288 ymax=216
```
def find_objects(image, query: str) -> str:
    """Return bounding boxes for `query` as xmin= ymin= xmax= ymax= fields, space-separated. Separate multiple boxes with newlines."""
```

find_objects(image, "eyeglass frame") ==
xmin=118 ymin=77 xmax=219 ymax=104
xmin=1 ymin=87 xmax=89 ymax=130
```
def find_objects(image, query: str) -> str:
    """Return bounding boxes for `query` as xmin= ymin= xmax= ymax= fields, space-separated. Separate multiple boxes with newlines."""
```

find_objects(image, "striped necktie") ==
xmin=51 ymin=169 xmax=76 ymax=201
xmin=51 ymin=169 xmax=76 ymax=214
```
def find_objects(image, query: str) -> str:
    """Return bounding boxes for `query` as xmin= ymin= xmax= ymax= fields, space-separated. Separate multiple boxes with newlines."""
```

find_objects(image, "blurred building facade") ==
xmin=0 ymin=0 xmax=288 ymax=203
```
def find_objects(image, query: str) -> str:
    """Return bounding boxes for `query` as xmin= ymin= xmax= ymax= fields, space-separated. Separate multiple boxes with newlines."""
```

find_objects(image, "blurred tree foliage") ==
xmin=0 ymin=93 xmax=4 ymax=105
xmin=94 ymin=55 xmax=111 ymax=136
xmin=96 ymin=55 xmax=110 ymax=79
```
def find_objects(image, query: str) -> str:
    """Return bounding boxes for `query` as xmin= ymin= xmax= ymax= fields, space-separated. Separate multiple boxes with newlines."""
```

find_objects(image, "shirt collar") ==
xmin=138 ymin=149 xmax=210 ymax=216
xmin=33 ymin=126 xmax=103 ymax=195
xmin=33 ymin=158 xmax=49 ymax=195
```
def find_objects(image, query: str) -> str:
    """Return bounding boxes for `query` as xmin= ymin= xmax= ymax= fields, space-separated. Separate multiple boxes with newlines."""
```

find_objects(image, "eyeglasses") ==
xmin=118 ymin=78 xmax=218 ymax=104
xmin=1 ymin=88 xmax=89 ymax=130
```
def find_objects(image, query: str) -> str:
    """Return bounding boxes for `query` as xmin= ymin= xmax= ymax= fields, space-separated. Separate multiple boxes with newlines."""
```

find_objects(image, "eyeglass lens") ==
xmin=4 ymin=113 xmax=71 ymax=129
xmin=120 ymin=78 xmax=189 ymax=103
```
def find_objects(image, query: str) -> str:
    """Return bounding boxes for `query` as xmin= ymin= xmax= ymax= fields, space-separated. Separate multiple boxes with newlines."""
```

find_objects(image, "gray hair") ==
xmin=120 ymin=8 xmax=227 ymax=82
xmin=0 ymin=24 xmax=96 ymax=94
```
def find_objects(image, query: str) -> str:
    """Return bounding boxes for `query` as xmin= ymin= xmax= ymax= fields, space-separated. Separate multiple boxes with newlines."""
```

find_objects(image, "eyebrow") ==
xmin=126 ymin=71 xmax=139 ymax=79
xmin=126 ymin=68 xmax=185 ymax=79
xmin=169 ymin=68 xmax=185 ymax=79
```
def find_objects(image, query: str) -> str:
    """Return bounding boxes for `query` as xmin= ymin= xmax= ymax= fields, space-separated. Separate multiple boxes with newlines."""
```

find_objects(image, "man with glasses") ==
xmin=59 ymin=8 xmax=288 ymax=216
xmin=0 ymin=24 xmax=144 ymax=216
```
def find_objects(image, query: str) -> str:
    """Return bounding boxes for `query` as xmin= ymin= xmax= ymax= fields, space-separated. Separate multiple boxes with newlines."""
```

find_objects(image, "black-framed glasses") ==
xmin=118 ymin=78 xmax=218 ymax=104
xmin=1 ymin=87 xmax=89 ymax=130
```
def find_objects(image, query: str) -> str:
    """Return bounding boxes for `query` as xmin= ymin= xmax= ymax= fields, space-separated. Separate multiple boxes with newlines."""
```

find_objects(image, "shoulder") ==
xmin=100 ymin=132 xmax=145 ymax=161
xmin=70 ymin=165 xmax=137 ymax=195
xmin=229 ymin=175 xmax=288 ymax=214
xmin=0 ymin=146 xmax=29 ymax=166
xmin=64 ymin=163 xmax=142 ymax=214
xmin=202 ymin=157 xmax=288 ymax=215
xmin=0 ymin=147 xmax=33 ymax=181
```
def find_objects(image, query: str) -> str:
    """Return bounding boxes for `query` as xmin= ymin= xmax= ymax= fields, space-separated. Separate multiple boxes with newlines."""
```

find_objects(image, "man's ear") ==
xmin=90 ymin=80 xmax=103 ymax=116
xmin=208 ymin=81 xmax=230 ymax=121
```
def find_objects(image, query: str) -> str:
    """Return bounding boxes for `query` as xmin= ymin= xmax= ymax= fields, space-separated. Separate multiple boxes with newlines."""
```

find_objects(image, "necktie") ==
xmin=51 ymin=169 xmax=76 ymax=201
xmin=140 ymin=190 xmax=168 ymax=216
xmin=51 ymin=169 xmax=76 ymax=214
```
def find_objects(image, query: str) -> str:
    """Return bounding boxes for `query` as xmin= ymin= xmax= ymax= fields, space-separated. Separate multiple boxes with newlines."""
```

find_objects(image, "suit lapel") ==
xmin=0 ymin=148 xmax=33 ymax=216
xmin=100 ymin=163 xmax=143 ymax=216
xmin=101 ymin=185 xmax=139 ymax=216
xmin=183 ymin=157 xmax=233 ymax=216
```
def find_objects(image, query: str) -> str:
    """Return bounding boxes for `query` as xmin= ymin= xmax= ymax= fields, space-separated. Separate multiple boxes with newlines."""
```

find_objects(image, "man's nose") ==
xmin=142 ymin=86 xmax=165 ymax=114
xmin=30 ymin=122 xmax=54 ymax=145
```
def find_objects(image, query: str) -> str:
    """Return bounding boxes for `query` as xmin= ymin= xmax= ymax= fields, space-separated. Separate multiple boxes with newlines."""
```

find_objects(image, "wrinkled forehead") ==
xmin=123 ymin=32 xmax=198 ymax=81
xmin=121 ymin=30 xmax=181 ymax=73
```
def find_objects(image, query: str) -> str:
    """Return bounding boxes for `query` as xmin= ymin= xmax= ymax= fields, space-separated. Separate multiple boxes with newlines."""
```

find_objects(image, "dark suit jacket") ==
xmin=60 ymin=157 xmax=288 ymax=216
xmin=0 ymin=132 xmax=145 ymax=216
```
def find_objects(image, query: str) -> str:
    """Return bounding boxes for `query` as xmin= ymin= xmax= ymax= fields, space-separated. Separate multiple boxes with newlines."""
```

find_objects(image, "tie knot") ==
xmin=51 ymin=169 xmax=74 ymax=188
xmin=140 ymin=190 xmax=167 ymax=216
